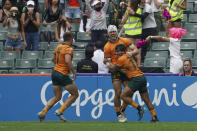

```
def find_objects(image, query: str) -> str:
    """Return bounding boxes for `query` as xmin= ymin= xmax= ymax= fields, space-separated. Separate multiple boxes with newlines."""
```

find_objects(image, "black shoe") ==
xmin=138 ymin=106 xmax=145 ymax=121
xmin=150 ymin=116 xmax=159 ymax=122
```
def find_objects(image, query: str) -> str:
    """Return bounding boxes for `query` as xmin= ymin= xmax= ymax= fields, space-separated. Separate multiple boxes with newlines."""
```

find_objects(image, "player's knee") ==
xmin=120 ymin=93 xmax=126 ymax=101
xmin=74 ymin=91 xmax=79 ymax=99
xmin=55 ymin=96 xmax=62 ymax=102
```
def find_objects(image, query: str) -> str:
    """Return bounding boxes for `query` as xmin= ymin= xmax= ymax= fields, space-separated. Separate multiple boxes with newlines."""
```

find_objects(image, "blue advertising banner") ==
xmin=0 ymin=75 xmax=197 ymax=121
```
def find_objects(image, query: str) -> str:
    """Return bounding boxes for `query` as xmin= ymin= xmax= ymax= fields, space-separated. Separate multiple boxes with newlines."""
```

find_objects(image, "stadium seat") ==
xmin=194 ymin=50 xmax=197 ymax=58
xmin=144 ymin=57 xmax=167 ymax=68
xmin=180 ymin=51 xmax=193 ymax=59
xmin=43 ymin=51 xmax=54 ymax=59
xmin=77 ymin=32 xmax=91 ymax=42
xmin=191 ymin=58 xmax=197 ymax=68
xmin=72 ymin=42 xmax=88 ymax=49
xmin=38 ymin=59 xmax=55 ymax=69
xmin=9 ymin=69 xmax=31 ymax=74
xmin=49 ymin=42 xmax=59 ymax=51
xmin=0 ymin=32 xmax=7 ymax=41
xmin=32 ymin=69 xmax=52 ymax=74
xmin=158 ymin=31 xmax=166 ymax=36
xmin=73 ymin=50 xmax=85 ymax=59
xmin=0 ymin=70 xmax=8 ymax=74
xmin=182 ymin=31 xmax=197 ymax=42
xmin=180 ymin=42 xmax=196 ymax=51
xmin=15 ymin=59 xmax=37 ymax=69
xmin=22 ymin=51 xmax=43 ymax=60
xmin=0 ymin=59 xmax=14 ymax=69
xmin=71 ymin=23 xmax=80 ymax=32
xmin=182 ymin=14 xmax=188 ymax=23
xmin=151 ymin=42 xmax=169 ymax=51
xmin=163 ymin=68 xmax=170 ymax=73
xmin=145 ymin=51 xmax=168 ymax=59
xmin=73 ymin=58 xmax=82 ymax=69
xmin=183 ymin=23 xmax=197 ymax=32
xmin=0 ymin=42 xmax=4 ymax=51
xmin=186 ymin=2 xmax=194 ymax=12
xmin=40 ymin=25 xmax=48 ymax=32
xmin=38 ymin=42 xmax=49 ymax=51
xmin=1 ymin=51 xmax=20 ymax=60
xmin=189 ymin=14 xmax=197 ymax=23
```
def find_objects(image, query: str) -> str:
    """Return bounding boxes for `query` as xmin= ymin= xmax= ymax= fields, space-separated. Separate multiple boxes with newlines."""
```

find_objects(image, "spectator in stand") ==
xmin=43 ymin=0 xmax=62 ymax=27
xmin=77 ymin=45 xmax=98 ymax=73
xmin=120 ymin=0 xmax=143 ymax=67
xmin=3 ymin=7 xmax=27 ymax=51
xmin=152 ymin=0 xmax=164 ymax=33
xmin=42 ymin=0 xmax=63 ymax=42
xmin=55 ymin=15 xmax=71 ymax=43
xmin=141 ymin=0 xmax=158 ymax=64
xmin=1 ymin=0 xmax=17 ymax=8
xmin=92 ymin=41 xmax=108 ymax=73
xmin=21 ymin=0 xmax=40 ymax=51
xmin=165 ymin=0 xmax=186 ymax=36
xmin=0 ymin=0 xmax=12 ymax=23
xmin=44 ymin=0 xmax=64 ymax=10
xmin=179 ymin=59 xmax=197 ymax=76
xmin=18 ymin=0 xmax=39 ymax=13
xmin=146 ymin=28 xmax=187 ymax=74
xmin=85 ymin=0 xmax=109 ymax=44
xmin=64 ymin=0 xmax=82 ymax=23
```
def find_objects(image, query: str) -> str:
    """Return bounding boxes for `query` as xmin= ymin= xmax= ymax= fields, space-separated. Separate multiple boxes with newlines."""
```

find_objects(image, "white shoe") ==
xmin=55 ymin=110 xmax=67 ymax=122
xmin=37 ymin=112 xmax=45 ymax=122
xmin=117 ymin=113 xmax=127 ymax=123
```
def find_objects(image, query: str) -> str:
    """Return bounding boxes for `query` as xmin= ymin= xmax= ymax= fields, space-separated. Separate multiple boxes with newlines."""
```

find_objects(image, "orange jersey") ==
xmin=54 ymin=44 xmax=73 ymax=75
xmin=116 ymin=54 xmax=144 ymax=78
xmin=104 ymin=37 xmax=131 ymax=64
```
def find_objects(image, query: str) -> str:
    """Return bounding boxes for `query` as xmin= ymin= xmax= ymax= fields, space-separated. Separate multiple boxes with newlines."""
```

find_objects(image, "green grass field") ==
xmin=1 ymin=121 xmax=197 ymax=131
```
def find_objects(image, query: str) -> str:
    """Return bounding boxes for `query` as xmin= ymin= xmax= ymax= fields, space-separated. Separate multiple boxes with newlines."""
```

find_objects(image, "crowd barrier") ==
xmin=0 ymin=73 xmax=197 ymax=121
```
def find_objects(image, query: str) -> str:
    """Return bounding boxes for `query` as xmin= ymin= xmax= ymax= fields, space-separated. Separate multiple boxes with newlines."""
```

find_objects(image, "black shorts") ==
xmin=127 ymin=75 xmax=147 ymax=93
xmin=111 ymin=71 xmax=129 ymax=83
xmin=171 ymin=18 xmax=182 ymax=22
xmin=125 ymin=34 xmax=142 ymax=39
xmin=51 ymin=70 xmax=73 ymax=86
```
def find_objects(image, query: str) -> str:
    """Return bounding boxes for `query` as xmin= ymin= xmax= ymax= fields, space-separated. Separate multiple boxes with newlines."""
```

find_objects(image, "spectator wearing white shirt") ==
xmin=141 ymin=0 xmax=158 ymax=63
xmin=146 ymin=28 xmax=187 ymax=73
xmin=92 ymin=41 xmax=109 ymax=74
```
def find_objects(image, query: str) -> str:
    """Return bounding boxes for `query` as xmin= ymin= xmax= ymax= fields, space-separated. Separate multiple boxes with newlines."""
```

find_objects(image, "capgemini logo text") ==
xmin=182 ymin=81 xmax=197 ymax=109
xmin=41 ymin=81 xmax=180 ymax=119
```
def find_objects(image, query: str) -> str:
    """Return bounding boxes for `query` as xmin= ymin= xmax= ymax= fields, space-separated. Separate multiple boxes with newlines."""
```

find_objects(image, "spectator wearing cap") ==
xmin=3 ymin=6 xmax=27 ymax=51
xmin=77 ymin=45 xmax=98 ymax=73
xmin=17 ymin=0 xmax=39 ymax=14
xmin=179 ymin=59 xmax=197 ymax=76
xmin=92 ymin=41 xmax=108 ymax=74
xmin=21 ymin=0 xmax=40 ymax=50
xmin=85 ymin=0 xmax=109 ymax=44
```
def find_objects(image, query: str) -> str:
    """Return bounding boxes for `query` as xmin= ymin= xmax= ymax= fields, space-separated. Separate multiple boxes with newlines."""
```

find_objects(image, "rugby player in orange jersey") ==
xmin=38 ymin=32 xmax=79 ymax=122
xmin=111 ymin=44 xmax=159 ymax=122
xmin=104 ymin=25 xmax=145 ymax=122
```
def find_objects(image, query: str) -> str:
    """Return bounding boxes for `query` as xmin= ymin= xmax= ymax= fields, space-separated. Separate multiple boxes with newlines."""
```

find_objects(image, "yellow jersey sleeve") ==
xmin=116 ymin=56 xmax=125 ymax=68
xmin=104 ymin=43 xmax=111 ymax=59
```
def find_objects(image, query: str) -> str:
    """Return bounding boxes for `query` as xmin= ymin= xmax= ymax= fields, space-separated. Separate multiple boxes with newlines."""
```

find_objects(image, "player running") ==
xmin=110 ymin=44 xmax=159 ymax=122
xmin=38 ymin=32 xmax=79 ymax=122
xmin=104 ymin=25 xmax=145 ymax=122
